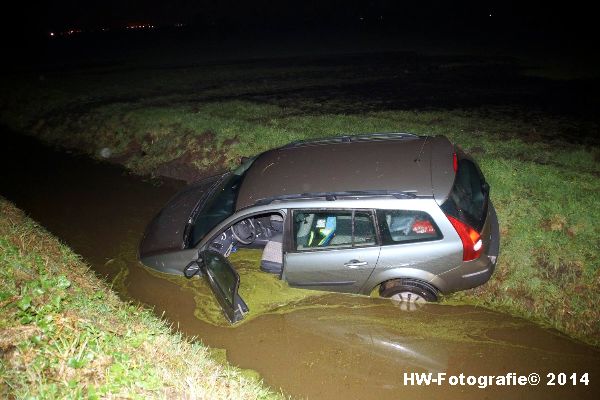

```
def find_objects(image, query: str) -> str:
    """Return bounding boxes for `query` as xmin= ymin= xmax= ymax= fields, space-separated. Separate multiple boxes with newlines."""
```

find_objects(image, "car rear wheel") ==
xmin=379 ymin=279 xmax=439 ymax=304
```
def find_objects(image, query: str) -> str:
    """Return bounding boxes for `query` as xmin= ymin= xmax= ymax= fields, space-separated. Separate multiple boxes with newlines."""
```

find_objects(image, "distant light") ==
xmin=489 ymin=13 xmax=492 ymax=17
xmin=49 ymin=32 xmax=54 ymax=36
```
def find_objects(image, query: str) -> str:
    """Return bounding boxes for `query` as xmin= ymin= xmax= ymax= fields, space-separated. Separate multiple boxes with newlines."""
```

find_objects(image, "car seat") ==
xmin=308 ymin=216 xmax=337 ymax=247
xmin=260 ymin=233 xmax=283 ymax=274
xmin=270 ymin=213 xmax=284 ymax=233
xmin=295 ymin=213 xmax=315 ymax=249
xmin=386 ymin=214 xmax=415 ymax=240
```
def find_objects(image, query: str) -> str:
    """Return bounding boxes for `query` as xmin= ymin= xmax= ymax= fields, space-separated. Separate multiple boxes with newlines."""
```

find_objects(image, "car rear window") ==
xmin=441 ymin=156 xmax=488 ymax=232
xmin=376 ymin=210 xmax=442 ymax=245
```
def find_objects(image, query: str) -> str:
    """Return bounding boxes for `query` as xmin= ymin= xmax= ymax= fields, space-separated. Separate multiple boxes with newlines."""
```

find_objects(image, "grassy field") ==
xmin=1 ymin=50 xmax=599 ymax=346
xmin=0 ymin=197 xmax=279 ymax=399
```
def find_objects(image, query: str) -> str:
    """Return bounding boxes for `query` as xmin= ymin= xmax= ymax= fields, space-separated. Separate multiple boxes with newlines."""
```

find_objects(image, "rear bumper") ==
xmin=459 ymin=258 xmax=496 ymax=289
xmin=436 ymin=255 xmax=496 ymax=294
xmin=436 ymin=202 xmax=500 ymax=293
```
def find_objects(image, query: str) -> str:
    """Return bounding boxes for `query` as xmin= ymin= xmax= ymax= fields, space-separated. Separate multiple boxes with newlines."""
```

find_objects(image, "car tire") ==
xmin=379 ymin=279 xmax=439 ymax=304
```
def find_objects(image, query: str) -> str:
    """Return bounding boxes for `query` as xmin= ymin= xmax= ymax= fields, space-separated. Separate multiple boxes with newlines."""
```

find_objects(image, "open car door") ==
xmin=197 ymin=250 xmax=248 ymax=324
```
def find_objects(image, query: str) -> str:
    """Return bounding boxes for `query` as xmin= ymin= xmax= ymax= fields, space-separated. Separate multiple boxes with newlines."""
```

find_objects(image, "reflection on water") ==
xmin=1 ymin=132 xmax=599 ymax=399
xmin=216 ymin=299 xmax=599 ymax=399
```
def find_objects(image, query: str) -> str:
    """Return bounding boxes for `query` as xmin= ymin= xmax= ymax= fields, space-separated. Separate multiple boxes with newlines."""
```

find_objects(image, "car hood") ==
xmin=139 ymin=175 xmax=222 ymax=258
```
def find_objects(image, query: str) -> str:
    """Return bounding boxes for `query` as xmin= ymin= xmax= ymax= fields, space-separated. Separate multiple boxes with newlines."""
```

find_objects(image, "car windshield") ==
xmin=190 ymin=158 xmax=255 ymax=246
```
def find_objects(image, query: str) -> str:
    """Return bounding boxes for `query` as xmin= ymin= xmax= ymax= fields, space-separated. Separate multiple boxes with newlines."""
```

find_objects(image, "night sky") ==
xmin=5 ymin=1 xmax=594 ymax=35
xmin=1 ymin=0 xmax=596 ymax=67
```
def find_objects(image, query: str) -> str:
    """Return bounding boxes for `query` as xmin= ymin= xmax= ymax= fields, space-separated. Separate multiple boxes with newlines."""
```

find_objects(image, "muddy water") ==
xmin=1 ymin=132 xmax=599 ymax=399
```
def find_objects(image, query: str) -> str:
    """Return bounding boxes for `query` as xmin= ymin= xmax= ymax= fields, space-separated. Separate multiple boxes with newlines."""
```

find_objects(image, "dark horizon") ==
xmin=1 ymin=0 xmax=597 ymax=73
xmin=5 ymin=1 xmax=597 ymax=38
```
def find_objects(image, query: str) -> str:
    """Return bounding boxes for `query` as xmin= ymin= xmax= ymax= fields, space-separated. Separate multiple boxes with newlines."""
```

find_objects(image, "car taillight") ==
xmin=446 ymin=214 xmax=482 ymax=261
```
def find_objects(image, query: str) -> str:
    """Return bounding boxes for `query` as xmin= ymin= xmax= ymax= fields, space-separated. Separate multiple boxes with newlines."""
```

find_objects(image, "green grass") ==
xmin=0 ymin=197 xmax=281 ymax=399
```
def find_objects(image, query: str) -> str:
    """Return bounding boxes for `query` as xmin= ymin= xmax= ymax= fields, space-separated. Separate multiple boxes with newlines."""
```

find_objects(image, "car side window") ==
xmin=376 ymin=210 xmax=442 ymax=245
xmin=353 ymin=211 xmax=377 ymax=247
xmin=293 ymin=210 xmax=376 ymax=251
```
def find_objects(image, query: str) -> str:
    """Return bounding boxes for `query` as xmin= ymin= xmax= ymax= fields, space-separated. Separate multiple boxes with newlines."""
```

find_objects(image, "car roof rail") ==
xmin=282 ymin=132 xmax=421 ymax=148
xmin=252 ymin=190 xmax=422 ymax=207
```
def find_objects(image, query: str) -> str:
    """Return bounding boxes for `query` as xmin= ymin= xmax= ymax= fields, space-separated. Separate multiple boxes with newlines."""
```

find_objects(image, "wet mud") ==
xmin=1 ymin=131 xmax=599 ymax=399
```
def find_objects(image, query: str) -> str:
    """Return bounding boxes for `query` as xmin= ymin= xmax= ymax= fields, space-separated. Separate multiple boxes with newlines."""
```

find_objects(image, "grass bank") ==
xmin=1 ymin=55 xmax=599 ymax=346
xmin=0 ymin=197 xmax=279 ymax=399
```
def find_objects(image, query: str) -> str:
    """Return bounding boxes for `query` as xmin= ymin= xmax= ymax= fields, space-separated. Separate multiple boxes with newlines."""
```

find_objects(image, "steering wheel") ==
xmin=231 ymin=218 xmax=257 ymax=245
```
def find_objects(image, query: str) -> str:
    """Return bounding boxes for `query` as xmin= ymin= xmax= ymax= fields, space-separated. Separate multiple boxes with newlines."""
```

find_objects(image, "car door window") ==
xmin=201 ymin=250 xmax=248 ymax=323
xmin=353 ymin=211 xmax=377 ymax=247
xmin=293 ymin=210 xmax=376 ymax=251
xmin=376 ymin=210 xmax=442 ymax=245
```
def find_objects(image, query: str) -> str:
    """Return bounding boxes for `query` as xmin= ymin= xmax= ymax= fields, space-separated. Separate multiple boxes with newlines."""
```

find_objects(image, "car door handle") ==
xmin=344 ymin=260 xmax=368 ymax=268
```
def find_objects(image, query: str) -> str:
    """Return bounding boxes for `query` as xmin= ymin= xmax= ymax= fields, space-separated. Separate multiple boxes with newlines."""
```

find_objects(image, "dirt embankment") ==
xmin=0 ymin=197 xmax=278 ymax=399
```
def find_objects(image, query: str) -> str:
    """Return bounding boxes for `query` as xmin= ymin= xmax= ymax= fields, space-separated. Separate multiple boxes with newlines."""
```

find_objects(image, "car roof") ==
xmin=236 ymin=134 xmax=455 ymax=211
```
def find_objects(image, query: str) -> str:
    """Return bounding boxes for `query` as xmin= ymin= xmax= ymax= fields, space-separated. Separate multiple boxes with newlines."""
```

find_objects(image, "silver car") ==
xmin=139 ymin=133 xmax=500 ymax=323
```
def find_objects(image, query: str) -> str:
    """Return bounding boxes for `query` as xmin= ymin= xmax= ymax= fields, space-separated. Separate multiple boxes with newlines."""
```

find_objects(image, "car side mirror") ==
xmin=183 ymin=259 xmax=202 ymax=278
